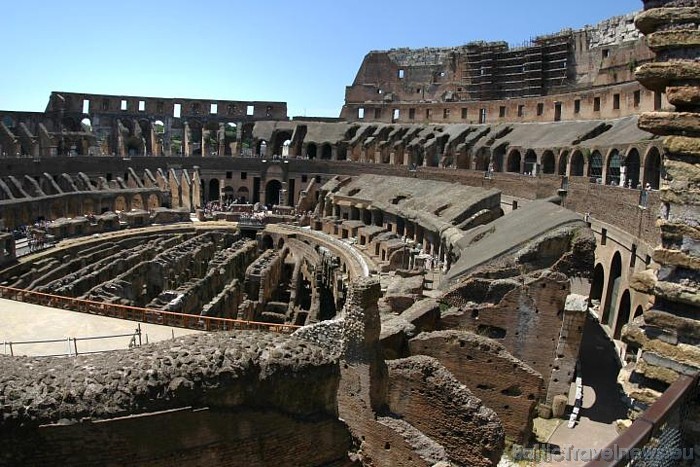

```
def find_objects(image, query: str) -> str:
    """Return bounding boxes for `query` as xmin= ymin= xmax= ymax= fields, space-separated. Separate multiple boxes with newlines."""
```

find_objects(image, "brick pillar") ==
xmin=546 ymin=294 xmax=587 ymax=404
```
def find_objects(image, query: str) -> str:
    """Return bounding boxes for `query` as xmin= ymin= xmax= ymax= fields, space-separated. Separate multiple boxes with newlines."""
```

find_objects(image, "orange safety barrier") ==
xmin=0 ymin=285 xmax=301 ymax=334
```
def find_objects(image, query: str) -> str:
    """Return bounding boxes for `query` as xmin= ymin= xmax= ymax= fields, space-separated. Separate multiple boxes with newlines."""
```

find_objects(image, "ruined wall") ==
xmin=0 ymin=331 xmax=353 ymax=466
xmin=621 ymin=0 xmax=700 ymax=450
xmin=408 ymin=331 xmax=543 ymax=444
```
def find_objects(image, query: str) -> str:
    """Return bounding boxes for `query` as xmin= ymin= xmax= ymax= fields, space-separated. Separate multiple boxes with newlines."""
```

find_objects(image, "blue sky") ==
xmin=1 ymin=0 xmax=642 ymax=117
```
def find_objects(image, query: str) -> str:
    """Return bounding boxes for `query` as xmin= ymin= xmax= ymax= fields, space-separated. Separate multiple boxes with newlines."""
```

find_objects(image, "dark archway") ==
xmin=613 ymin=290 xmax=631 ymax=339
xmin=208 ymin=178 xmax=220 ymax=202
xmin=506 ymin=150 xmax=521 ymax=173
xmin=602 ymin=252 xmax=623 ymax=326
xmin=492 ymin=144 xmax=506 ymax=172
xmin=589 ymin=150 xmax=603 ymax=182
xmin=643 ymin=146 xmax=662 ymax=189
xmin=237 ymin=186 xmax=249 ymax=203
xmin=265 ymin=179 xmax=283 ymax=207
xmin=321 ymin=143 xmax=332 ymax=160
xmin=261 ymin=235 xmax=274 ymax=250
xmin=625 ymin=148 xmax=641 ymax=189
xmin=541 ymin=150 xmax=556 ymax=174
xmin=524 ymin=150 xmax=537 ymax=174
xmin=223 ymin=185 xmax=234 ymax=203
xmin=590 ymin=263 xmax=605 ymax=304
xmin=474 ymin=148 xmax=490 ymax=171
xmin=558 ymin=151 xmax=569 ymax=176
xmin=606 ymin=149 xmax=622 ymax=186
xmin=307 ymin=143 xmax=317 ymax=159
xmin=634 ymin=305 xmax=644 ymax=319
xmin=570 ymin=150 xmax=584 ymax=176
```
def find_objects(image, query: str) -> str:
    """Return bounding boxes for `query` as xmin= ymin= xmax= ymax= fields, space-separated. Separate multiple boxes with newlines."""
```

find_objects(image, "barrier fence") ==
xmin=0 ymin=285 xmax=300 ymax=334
xmin=585 ymin=372 xmax=698 ymax=467
xmin=3 ymin=325 xmax=143 ymax=357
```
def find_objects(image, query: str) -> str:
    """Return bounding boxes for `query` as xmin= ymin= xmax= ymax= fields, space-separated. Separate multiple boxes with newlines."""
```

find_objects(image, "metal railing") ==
xmin=585 ymin=372 xmax=698 ymax=467
xmin=3 ymin=324 xmax=143 ymax=357
xmin=0 ymin=285 xmax=300 ymax=334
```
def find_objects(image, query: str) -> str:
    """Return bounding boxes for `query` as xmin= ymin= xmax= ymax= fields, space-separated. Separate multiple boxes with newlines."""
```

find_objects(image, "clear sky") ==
xmin=1 ymin=0 xmax=642 ymax=118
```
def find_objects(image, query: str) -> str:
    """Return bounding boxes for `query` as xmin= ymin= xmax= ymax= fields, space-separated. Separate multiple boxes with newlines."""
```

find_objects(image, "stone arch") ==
xmin=223 ymin=185 xmax=235 ymax=202
xmin=265 ymin=179 xmax=283 ymax=206
xmin=148 ymin=194 xmax=160 ymax=209
xmin=261 ymin=234 xmax=274 ymax=250
xmin=474 ymin=147 xmax=490 ymax=171
xmin=237 ymin=186 xmax=249 ymax=203
xmin=506 ymin=149 xmax=521 ymax=173
xmin=456 ymin=149 xmax=471 ymax=170
xmin=131 ymin=194 xmax=144 ymax=210
xmin=114 ymin=195 xmax=128 ymax=212
xmin=605 ymin=149 xmax=623 ymax=186
xmin=557 ymin=150 xmax=569 ymax=176
xmin=321 ymin=143 xmax=333 ymax=160
xmin=492 ymin=144 xmax=506 ymax=172
xmin=337 ymin=143 xmax=348 ymax=161
xmin=589 ymin=150 xmax=604 ymax=181
xmin=277 ymin=237 xmax=285 ymax=250
xmin=306 ymin=143 xmax=317 ymax=159
xmin=634 ymin=305 xmax=644 ymax=319
xmin=624 ymin=148 xmax=641 ymax=189
xmin=590 ymin=263 xmax=605 ymax=305
xmin=524 ymin=150 xmax=537 ymax=174
xmin=209 ymin=178 xmax=220 ymax=202
xmin=643 ymin=145 xmax=662 ymax=189
xmin=541 ymin=150 xmax=556 ymax=174
xmin=602 ymin=252 xmax=623 ymax=326
xmin=570 ymin=150 xmax=585 ymax=176
xmin=613 ymin=290 xmax=632 ymax=339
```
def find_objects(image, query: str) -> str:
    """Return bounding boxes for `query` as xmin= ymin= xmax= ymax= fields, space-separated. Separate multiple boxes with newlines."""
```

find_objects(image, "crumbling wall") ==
xmin=0 ymin=332 xmax=353 ymax=466
xmin=408 ymin=331 xmax=542 ymax=444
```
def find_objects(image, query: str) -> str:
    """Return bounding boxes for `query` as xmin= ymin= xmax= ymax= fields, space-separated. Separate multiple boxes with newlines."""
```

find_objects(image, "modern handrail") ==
xmin=585 ymin=372 xmax=699 ymax=467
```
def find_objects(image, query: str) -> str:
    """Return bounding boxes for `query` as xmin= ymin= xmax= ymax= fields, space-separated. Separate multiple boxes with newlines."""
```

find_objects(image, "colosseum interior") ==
xmin=0 ymin=2 xmax=698 ymax=466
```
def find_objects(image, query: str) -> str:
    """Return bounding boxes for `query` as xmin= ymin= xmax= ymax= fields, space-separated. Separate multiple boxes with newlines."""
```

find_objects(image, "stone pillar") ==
xmin=623 ymin=2 xmax=700 ymax=434
xmin=183 ymin=121 xmax=191 ymax=157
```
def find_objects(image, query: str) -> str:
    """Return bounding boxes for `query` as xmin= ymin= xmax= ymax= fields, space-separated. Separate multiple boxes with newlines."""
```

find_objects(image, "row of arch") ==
xmin=589 ymin=251 xmax=645 ymax=341
xmin=464 ymin=145 xmax=663 ymax=189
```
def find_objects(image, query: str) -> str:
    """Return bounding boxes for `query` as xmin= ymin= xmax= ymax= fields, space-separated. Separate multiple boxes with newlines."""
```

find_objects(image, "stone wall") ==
xmin=0 ymin=331 xmax=353 ymax=466
xmin=408 ymin=331 xmax=542 ymax=444
xmin=621 ymin=0 xmax=700 ymax=452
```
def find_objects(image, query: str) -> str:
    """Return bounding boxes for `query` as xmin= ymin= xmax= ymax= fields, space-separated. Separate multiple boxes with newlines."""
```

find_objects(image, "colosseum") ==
xmin=0 ymin=1 xmax=698 ymax=466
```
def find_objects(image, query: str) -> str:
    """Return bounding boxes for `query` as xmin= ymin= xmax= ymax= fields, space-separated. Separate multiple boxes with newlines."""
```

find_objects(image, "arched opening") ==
xmin=625 ymin=148 xmax=641 ymax=189
xmin=634 ymin=305 xmax=644 ymax=319
xmin=456 ymin=149 xmax=471 ymax=170
xmin=306 ymin=143 xmax=317 ymax=159
xmin=223 ymin=186 xmax=234 ymax=203
xmin=474 ymin=148 xmax=490 ymax=171
xmin=321 ymin=143 xmax=333 ymax=160
xmin=570 ymin=150 xmax=584 ymax=176
xmin=558 ymin=151 xmax=569 ymax=176
xmin=224 ymin=123 xmax=237 ymax=156
xmin=261 ymin=235 xmax=274 ymax=250
xmin=237 ymin=186 xmax=249 ymax=203
xmin=337 ymin=144 xmax=348 ymax=161
xmin=602 ymin=252 xmax=623 ymax=326
xmin=277 ymin=238 xmax=285 ymax=250
xmin=208 ymin=179 xmax=220 ymax=202
xmin=265 ymin=179 xmax=283 ymax=207
xmin=589 ymin=150 xmax=603 ymax=182
xmin=188 ymin=120 xmax=203 ymax=156
xmin=643 ymin=146 xmax=662 ymax=189
xmin=257 ymin=140 xmax=268 ymax=158
xmin=506 ymin=150 xmax=521 ymax=173
xmin=590 ymin=263 xmax=605 ymax=305
xmin=282 ymin=139 xmax=291 ymax=157
xmin=613 ymin=290 xmax=632 ymax=339
xmin=606 ymin=149 xmax=623 ymax=186
xmin=524 ymin=150 xmax=537 ymax=174
xmin=541 ymin=151 xmax=556 ymax=174
xmin=492 ymin=144 xmax=506 ymax=172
